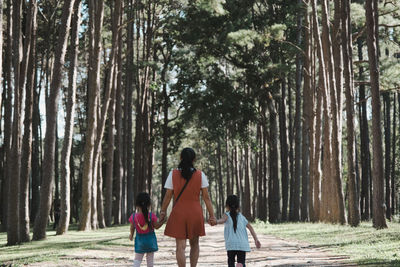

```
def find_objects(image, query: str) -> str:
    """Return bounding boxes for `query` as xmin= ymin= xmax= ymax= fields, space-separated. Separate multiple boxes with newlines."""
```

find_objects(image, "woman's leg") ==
xmin=176 ymin=238 xmax=187 ymax=267
xmin=146 ymin=252 xmax=154 ymax=267
xmin=189 ymin=236 xmax=199 ymax=267
xmin=133 ymin=253 xmax=144 ymax=267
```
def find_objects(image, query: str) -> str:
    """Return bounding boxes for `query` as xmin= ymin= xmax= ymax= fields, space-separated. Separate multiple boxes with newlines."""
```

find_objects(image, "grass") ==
xmin=0 ymin=224 xmax=133 ymax=266
xmin=1 ymin=221 xmax=399 ymax=266
xmin=254 ymin=220 xmax=400 ymax=266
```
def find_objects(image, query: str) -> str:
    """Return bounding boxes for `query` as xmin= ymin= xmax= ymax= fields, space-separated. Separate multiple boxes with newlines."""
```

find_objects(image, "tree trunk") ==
xmin=217 ymin=141 xmax=226 ymax=218
xmin=105 ymin=66 xmax=116 ymax=227
xmin=115 ymin=22 xmax=124 ymax=222
xmin=7 ymin=0 xmax=22 ymax=245
xmin=279 ymin=80 xmax=289 ymax=221
xmin=311 ymin=0 xmax=328 ymax=222
xmin=268 ymin=96 xmax=281 ymax=223
xmin=243 ymin=146 xmax=251 ymax=219
xmin=19 ymin=0 xmax=38 ymax=242
xmin=31 ymin=76 xmax=41 ymax=224
xmin=342 ymin=0 xmax=360 ymax=226
xmin=2 ymin=0 xmax=13 ymax=232
xmin=304 ymin=2 xmax=315 ymax=222
xmin=365 ymin=0 xmax=387 ymax=229
xmin=383 ymin=92 xmax=391 ymax=220
xmin=0 ymin=0 xmax=2 ymax=115
xmin=358 ymin=38 xmax=371 ymax=221
xmin=291 ymin=49 xmax=302 ymax=222
xmin=97 ymin=150 xmax=106 ymax=228
xmin=33 ymin=0 xmax=75 ymax=240
xmin=57 ymin=0 xmax=81 ymax=235
xmin=321 ymin=0 xmax=346 ymax=224
xmin=79 ymin=0 xmax=106 ymax=231
xmin=392 ymin=94 xmax=398 ymax=216
xmin=125 ymin=0 xmax=134 ymax=217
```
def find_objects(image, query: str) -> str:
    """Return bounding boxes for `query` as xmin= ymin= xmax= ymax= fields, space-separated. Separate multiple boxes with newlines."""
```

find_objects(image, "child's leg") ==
xmin=145 ymin=252 xmax=154 ymax=267
xmin=227 ymin=251 xmax=236 ymax=267
xmin=133 ymin=253 xmax=145 ymax=267
xmin=236 ymin=251 xmax=246 ymax=267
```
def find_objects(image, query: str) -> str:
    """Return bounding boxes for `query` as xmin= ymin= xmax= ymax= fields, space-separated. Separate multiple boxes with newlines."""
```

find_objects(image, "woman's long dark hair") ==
xmin=136 ymin=192 xmax=152 ymax=229
xmin=226 ymin=195 xmax=239 ymax=233
xmin=178 ymin=147 xmax=196 ymax=181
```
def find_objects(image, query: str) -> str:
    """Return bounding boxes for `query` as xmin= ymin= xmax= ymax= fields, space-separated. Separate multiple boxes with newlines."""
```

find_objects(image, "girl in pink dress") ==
xmin=129 ymin=192 xmax=165 ymax=267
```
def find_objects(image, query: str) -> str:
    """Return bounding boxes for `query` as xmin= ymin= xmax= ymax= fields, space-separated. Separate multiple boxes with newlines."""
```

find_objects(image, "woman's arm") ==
xmin=216 ymin=213 xmax=228 ymax=225
xmin=201 ymin=187 xmax=216 ymax=225
xmin=246 ymin=223 xmax=261 ymax=248
xmin=129 ymin=223 xmax=135 ymax=241
xmin=159 ymin=189 xmax=173 ymax=222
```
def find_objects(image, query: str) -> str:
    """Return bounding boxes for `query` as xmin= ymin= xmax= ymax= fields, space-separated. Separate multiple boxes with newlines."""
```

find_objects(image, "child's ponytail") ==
xmin=226 ymin=195 xmax=239 ymax=233
xmin=135 ymin=192 xmax=152 ymax=229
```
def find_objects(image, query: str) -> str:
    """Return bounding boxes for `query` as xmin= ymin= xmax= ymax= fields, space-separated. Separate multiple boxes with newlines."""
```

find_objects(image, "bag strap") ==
xmin=173 ymin=178 xmax=190 ymax=207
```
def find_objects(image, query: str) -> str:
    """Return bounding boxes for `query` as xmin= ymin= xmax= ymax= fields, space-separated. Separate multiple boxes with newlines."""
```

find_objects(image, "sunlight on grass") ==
xmin=254 ymin=220 xmax=400 ymax=266
xmin=0 ymin=225 xmax=133 ymax=266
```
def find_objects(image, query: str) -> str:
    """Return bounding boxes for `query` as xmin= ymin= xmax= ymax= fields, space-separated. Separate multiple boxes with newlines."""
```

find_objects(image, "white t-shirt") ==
xmin=164 ymin=169 xmax=209 ymax=189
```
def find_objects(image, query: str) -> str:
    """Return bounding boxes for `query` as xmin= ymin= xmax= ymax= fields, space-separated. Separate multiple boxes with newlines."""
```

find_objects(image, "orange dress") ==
xmin=164 ymin=169 xmax=205 ymax=239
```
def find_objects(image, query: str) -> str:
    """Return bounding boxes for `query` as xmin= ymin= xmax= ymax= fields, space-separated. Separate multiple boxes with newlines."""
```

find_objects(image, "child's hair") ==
xmin=178 ymin=147 xmax=196 ymax=181
xmin=226 ymin=195 xmax=239 ymax=233
xmin=135 ymin=192 xmax=152 ymax=229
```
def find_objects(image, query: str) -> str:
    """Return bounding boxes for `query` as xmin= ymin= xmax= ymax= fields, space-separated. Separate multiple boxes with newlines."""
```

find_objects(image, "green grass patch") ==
xmin=0 ymin=224 xmax=133 ymax=266
xmin=254 ymin=220 xmax=400 ymax=266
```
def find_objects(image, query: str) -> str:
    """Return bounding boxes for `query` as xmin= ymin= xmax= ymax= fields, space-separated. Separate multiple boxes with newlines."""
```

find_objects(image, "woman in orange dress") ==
xmin=160 ymin=147 xmax=216 ymax=267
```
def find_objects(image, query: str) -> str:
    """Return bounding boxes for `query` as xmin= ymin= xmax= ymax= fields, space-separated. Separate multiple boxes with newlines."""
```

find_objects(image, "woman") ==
xmin=159 ymin=147 xmax=216 ymax=267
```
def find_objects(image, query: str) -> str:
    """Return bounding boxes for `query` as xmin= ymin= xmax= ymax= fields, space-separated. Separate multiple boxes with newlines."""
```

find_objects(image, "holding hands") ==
xmin=208 ymin=215 xmax=217 ymax=226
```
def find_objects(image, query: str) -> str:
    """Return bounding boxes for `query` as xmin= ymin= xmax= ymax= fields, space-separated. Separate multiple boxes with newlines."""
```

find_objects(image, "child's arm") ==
xmin=216 ymin=214 xmax=228 ymax=225
xmin=152 ymin=216 xmax=166 ymax=229
xmin=201 ymin=188 xmax=216 ymax=225
xmin=246 ymin=223 xmax=261 ymax=248
xmin=129 ymin=223 xmax=135 ymax=241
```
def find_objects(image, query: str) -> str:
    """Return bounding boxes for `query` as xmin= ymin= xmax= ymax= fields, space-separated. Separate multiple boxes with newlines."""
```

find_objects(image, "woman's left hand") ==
xmin=208 ymin=216 xmax=217 ymax=226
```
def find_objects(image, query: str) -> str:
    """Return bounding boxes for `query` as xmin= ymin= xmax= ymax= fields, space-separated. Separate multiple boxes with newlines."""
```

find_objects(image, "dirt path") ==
xmin=29 ymin=224 xmax=356 ymax=267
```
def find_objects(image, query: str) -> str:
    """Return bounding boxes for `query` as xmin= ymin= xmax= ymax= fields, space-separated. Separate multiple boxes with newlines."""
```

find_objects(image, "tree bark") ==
xmin=2 ymin=0 xmax=13 ymax=232
xmin=279 ymin=80 xmax=289 ymax=221
xmin=391 ymin=93 xmax=396 ymax=217
xmin=115 ymin=15 xmax=124 ymax=222
xmin=31 ymin=75 xmax=41 ymax=224
xmin=365 ymin=0 xmax=387 ymax=229
xmin=357 ymin=38 xmax=371 ymax=221
xmin=19 ymin=0 xmax=38 ymax=242
xmin=342 ymin=0 xmax=360 ymax=226
xmin=304 ymin=2 xmax=315 ymax=222
xmin=311 ymin=0 xmax=328 ymax=222
xmin=79 ymin=0 xmax=105 ymax=231
xmin=7 ymin=0 xmax=22 ymax=245
xmin=290 ymin=1 xmax=303 ymax=223
xmin=105 ymin=66 xmax=116 ymax=227
xmin=243 ymin=146 xmax=251 ymax=219
xmin=321 ymin=0 xmax=346 ymax=224
xmin=0 ymin=0 xmax=2 ymax=119
xmin=383 ymin=92 xmax=391 ymax=220
xmin=57 ymin=0 xmax=81 ymax=235
xmin=268 ymin=95 xmax=281 ymax=223
xmin=125 ymin=0 xmax=134 ymax=218
xmin=33 ymin=0 xmax=75 ymax=240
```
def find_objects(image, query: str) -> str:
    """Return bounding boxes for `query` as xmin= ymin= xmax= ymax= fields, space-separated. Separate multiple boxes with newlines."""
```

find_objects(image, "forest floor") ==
xmin=0 ymin=224 xmax=360 ymax=267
